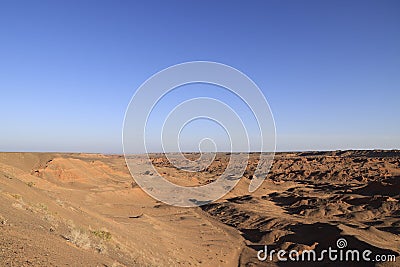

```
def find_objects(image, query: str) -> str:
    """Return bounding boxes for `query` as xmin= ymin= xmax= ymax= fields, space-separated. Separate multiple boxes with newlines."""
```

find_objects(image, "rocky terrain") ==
xmin=0 ymin=151 xmax=399 ymax=266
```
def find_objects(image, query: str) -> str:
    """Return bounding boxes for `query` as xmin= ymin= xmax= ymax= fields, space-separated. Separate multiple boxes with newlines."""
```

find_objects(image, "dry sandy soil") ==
xmin=0 ymin=151 xmax=399 ymax=266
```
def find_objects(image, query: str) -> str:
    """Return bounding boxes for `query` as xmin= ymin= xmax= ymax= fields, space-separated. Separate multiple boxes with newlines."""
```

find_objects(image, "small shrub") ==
xmin=55 ymin=199 xmax=64 ymax=207
xmin=91 ymin=230 xmax=112 ymax=241
xmin=0 ymin=215 xmax=7 ymax=225
xmin=36 ymin=203 xmax=48 ymax=212
xmin=11 ymin=194 xmax=22 ymax=200
xmin=12 ymin=202 xmax=23 ymax=210
xmin=68 ymin=229 xmax=91 ymax=249
xmin=27 ymin=181 xmax=35 ymax=187
xmin=95 ymin=242 xmax=107 ymax=254
xmin=43 ymin=213 xmax=57 ymax=225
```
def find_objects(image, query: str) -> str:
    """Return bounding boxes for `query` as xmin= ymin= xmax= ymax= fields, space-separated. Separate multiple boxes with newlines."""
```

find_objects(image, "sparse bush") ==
xmin=68 ymin=228 xmax=91 ymax=249
xmin=91 ymin=229 xmax=112 ymax=241
xmin=0 ymin=215 xmax=7 ymax=225
xmin=27 ymin=181 xmax=35 ymax=187
xmin=66 ymin=219 xmax=75 ymax=228
xmin=43 ymin=213 xmax=57 ymax=226
xmin=36 ymin=203 xmax=48 ymax=212
xmin=11 ymin=194 xmax=22 ymax=200
xmin=55 ymin=199 xmax=64 ymax=207
xmin=95 ymin=242 xmax=107 ymax=254
xmin=12 ymin=202 xmax=23 ymax=210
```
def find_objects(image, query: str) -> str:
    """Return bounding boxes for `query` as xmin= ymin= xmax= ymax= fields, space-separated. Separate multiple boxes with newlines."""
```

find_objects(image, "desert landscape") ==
xmin=2 ymin=0 xmax=399 ymax=266
xmin=0 ymin=151 xmax=399 ymax=266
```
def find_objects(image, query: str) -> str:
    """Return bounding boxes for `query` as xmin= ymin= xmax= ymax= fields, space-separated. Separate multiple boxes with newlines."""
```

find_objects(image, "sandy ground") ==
xmin=0 ymin=151 xmax=399 ymax=266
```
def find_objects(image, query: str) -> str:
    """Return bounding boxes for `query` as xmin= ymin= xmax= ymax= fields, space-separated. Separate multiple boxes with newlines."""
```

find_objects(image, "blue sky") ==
xmin=1 ymin=0 xmax=399 ymax=153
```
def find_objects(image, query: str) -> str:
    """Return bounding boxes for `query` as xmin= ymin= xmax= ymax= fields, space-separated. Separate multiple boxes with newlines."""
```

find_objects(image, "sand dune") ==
xmin=0 ymin=151 xmax=399 ymax=266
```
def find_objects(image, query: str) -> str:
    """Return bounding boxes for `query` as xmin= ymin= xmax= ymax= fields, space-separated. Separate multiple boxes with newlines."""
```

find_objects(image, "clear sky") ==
xmin=1 ymin=0 xmax=399 ymax=153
